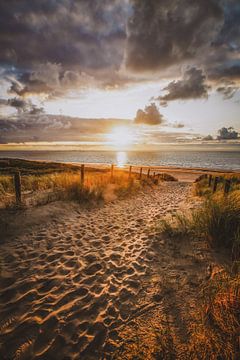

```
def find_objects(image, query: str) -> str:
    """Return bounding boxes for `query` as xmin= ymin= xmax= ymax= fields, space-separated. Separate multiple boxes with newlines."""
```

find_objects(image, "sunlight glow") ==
xmin=116 ymin=151 xmax=127 ymax=167
xmin=106 ymin=126 xmax=135 ymax=147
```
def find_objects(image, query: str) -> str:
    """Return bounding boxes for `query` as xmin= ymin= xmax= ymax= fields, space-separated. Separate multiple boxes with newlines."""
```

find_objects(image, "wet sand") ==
xmin=0 ymin=180 xmax=222 ymax=359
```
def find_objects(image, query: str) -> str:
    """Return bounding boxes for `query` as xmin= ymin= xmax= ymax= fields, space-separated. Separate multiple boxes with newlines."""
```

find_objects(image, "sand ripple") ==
xmin=0 ymin=182 xmax=190 ymax=359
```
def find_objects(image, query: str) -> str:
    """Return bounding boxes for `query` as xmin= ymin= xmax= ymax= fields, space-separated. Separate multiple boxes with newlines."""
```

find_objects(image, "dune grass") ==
xmin=0 ymin=158 xmax=178 ymax=207
xmin=0 ymin=157 xmax=82 ymax=175
xmin=187 ymin=271 xmax=240 ymax=360
xmin=158 ymin=177 xmax=240 ymax=359
xmin=194 ymin=173 xmax=240 ymax=197
xmin=0 ymin=167 xmax=157 ymax=207
xmin=160 ymin=192 xmax=240 ymax=252
xmin=161 ymin=170 xmax=240 ymax=251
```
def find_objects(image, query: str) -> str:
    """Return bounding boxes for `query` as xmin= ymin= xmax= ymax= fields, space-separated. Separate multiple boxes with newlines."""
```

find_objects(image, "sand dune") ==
xmin=0 ymin=181 xmax=215 ymax=359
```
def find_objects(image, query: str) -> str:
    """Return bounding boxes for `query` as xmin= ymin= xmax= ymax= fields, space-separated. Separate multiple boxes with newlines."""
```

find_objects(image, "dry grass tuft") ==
xmin=0 ymin=167 xmax=157 ymax=207
xmin=194 ymin=174 xmax=240 ymax=197
xmin=159 ymin=191 xmax=240 ymax=252
xmin=188 ymin=272 xmax=240 ymax=359
xmin=158 ymin=180 xmax=240 ymax=359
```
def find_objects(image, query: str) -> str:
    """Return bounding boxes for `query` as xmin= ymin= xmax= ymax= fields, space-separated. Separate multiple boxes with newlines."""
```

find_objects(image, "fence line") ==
xmin=11 ymin=165 xmax=235 ymax=206
xmin=14 ymin=171 xmax=22 ymax=204
xmin=11 ymin=164 xmax=166 ymax=205
xmin=80 ymin=164 xmax=85 ymax=185
xmin=204 ymin=173 xmax=232 ymax=194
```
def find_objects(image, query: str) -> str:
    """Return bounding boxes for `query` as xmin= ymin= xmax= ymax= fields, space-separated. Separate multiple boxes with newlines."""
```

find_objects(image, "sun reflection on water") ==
xmin=116 ymin=151 xmax=127 ymax=168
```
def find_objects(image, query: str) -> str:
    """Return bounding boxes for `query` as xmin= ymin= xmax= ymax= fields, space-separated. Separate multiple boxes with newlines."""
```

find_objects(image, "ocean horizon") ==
xmin=1 ymin=149 xmax=240 ymax=171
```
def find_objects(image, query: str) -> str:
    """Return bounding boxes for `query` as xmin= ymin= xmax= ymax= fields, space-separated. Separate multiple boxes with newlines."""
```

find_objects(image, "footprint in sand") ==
xmin=0 ymin=182 xmax=192 ymax=359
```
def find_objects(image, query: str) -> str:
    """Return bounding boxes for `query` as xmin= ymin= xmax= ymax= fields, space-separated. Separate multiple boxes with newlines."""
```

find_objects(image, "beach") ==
xmin=1 ymin=1 xmax=239 ymax=358
xmin=0 ymin=164 xmax=233 ymax=359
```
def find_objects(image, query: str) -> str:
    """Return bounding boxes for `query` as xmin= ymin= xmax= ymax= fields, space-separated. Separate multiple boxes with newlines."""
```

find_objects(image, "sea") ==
xmin=0 ymin=149 xmax=240 ymax=171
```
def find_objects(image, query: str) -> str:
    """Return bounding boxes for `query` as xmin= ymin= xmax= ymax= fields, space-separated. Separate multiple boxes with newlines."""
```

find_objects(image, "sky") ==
xmin=0 ymin=0 xmax=240 ymax=149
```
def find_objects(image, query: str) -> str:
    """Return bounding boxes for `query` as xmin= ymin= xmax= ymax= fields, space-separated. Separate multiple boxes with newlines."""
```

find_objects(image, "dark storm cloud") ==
xmin=8 ymin=78 xmax=26 ymax=96
xmin=7 ymin=98 xmax=29 ymax=113
xmin=0 ymin=0 xmax=128 ymax=97
xmin=213 ymin=0 xmax=240 ymax=51
xmin=126 ymin=0 xmax=223 ymax=72
xmin=156 ymin=67 xmax=209 ymax=105
xmin=201 ymin=127 xmax=239 ymax=141
xmin=134 ymin=103 xmax=164 ymax=125
xmin=0 ymin=1 xmax=127 ymax=70
xmin=209 ymin=64 xmax=240 ymax=82
xmin=217 ymin=84 xmax=238 ymax=99
xmin=126 ymin=0 xmax=240 ymax=98
xmin=4 ymin=96 xmax=45 ymax=114
xmin=0 ymin=115 xmax=131 ymax=143
xmin=217 ymin=127 xmax=238 ymax=140
xmin=0 ymin=0 xmax=240 ymax=103
xmin=208 ymin=64 xmax=240 ymax=99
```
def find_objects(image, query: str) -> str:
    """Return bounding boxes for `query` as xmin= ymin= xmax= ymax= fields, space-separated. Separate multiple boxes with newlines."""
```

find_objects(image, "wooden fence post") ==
xmin=147 ymin=168 xmax=151 ymax=178
xmin=139 ymin=167 xmax=143 ymax=180
xmin=129 ymin=165 xmax=132 ymax=179
xmin=80 ymin=164 xmax=85 ymax=185
xmin=224 ymin=179 xmax=231 ymax=195
xmin=208 ymin=174 xmax=212 ymax=187
xmin=14 ymin=171 xmax=22 ymax=204
xmin=213 ymin=176 xmax=219 ymax=193
xmin=111 ymin=164 xmax=114 ymax=181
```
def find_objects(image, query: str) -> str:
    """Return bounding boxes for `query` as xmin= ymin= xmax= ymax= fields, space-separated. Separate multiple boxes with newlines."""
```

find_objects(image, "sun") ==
xmin=106 ymin=126 xmax=135 ymax=147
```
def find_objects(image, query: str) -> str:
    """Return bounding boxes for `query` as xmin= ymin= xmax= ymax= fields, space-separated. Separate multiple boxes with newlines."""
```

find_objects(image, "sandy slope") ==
xmin=0 ymin=181 xmax=217 ymax=359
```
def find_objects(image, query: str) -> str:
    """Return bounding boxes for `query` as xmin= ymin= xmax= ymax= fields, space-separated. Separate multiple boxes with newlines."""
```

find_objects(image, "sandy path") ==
xmin=0 ymin=182 xmax=210 ymax=359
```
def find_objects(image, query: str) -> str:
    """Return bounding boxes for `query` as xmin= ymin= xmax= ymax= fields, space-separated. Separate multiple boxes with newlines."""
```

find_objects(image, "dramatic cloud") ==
xmin=209 ymin=64 xmax=240 ymax=82
xmin=156 ymin=67 xmax=209 ymax=105
xmin=0 ymin=0 xmax=239 ymax=101
xmin=7 ymin=98 xmax=29 ymax=113
xmin=4 ymin=97 xmax=44 ymax=115
xmin=217 ymin=83 xmax=239 ymax=99
xmin=126 ymin=0 xmax=223 ymax=72
xmin=217 ymin=127 xmax=238 ymax=140
xmin=0 ymin=0 xmax=239 ymax=144
xmin=126 ymin=0 xmax=240 ymax=98
xmin=8 ymin=64 xmax=96 ymax=99
xmin=0 ymin=115 xmax=132 ymax=143
xmin=213 ymin=0 xmax=240 ymax=52
xmin=201 ymin=127 xmax=239 ymax=141
xmin=0 ymin=0 xmax=129 ymax=99
xmin=0 ymin=1 xmax=127 ymax=70
xmin=134 ymin=103 xmax=164 ymax=125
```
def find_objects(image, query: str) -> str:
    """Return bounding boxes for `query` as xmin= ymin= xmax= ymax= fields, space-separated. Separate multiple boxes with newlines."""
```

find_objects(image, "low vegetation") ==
xmin=194 ymin=173 xmax=240 ymax=197
xmin=160 ymin=192 xmax=240 ymax=253
xmin=187 ymin=270 xmax=240 ymax=359
xmin=0 ymin=159 xmax=175 ymax=208
xmin=161 ymin=173 xmax=240 ymax=247
xmin=0 ymin=170 xmax=141 ymax=207
xmin=158 ymin=174 xmax=240 ymax=359
xmin=0 ymin=158 xmax=83 ymax=175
